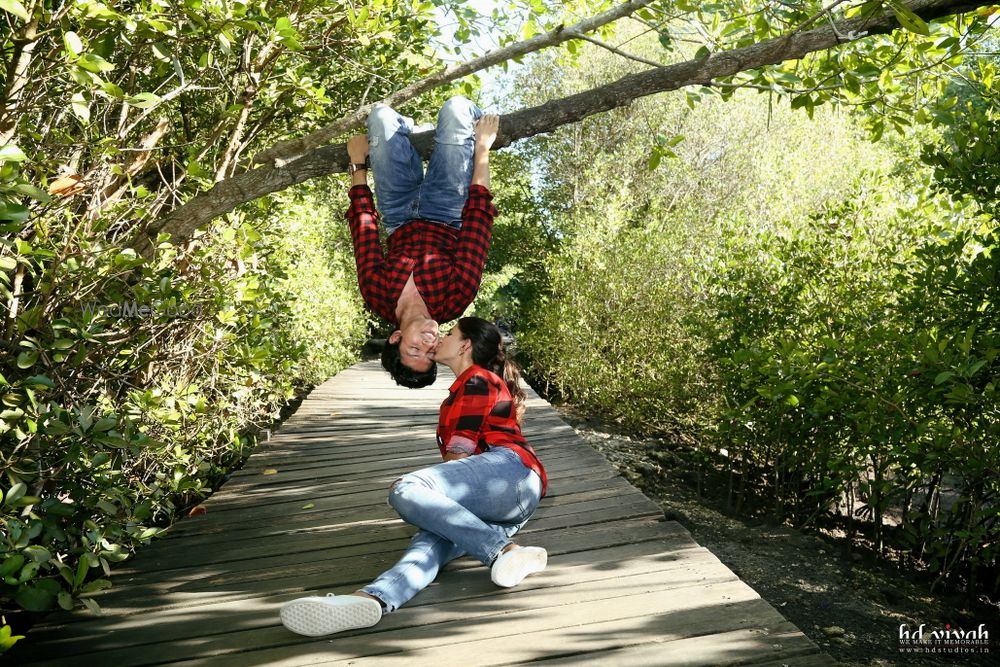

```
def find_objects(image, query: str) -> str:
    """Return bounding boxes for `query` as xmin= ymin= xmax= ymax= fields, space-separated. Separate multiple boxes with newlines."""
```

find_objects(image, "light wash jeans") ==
xmin=367 ymin=95 xmax=483 ymax=234
xmin=361 ymin=446 xmax=543 ymax=613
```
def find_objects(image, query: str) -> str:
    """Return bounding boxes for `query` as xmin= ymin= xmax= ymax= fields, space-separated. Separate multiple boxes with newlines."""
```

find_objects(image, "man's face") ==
xmin=389 ymin=318 xmax=439 ymax=372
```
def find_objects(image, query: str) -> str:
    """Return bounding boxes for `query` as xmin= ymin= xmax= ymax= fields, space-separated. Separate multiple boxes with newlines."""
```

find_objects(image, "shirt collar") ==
xmin=449 ymin=364 xmax=481 ymax=393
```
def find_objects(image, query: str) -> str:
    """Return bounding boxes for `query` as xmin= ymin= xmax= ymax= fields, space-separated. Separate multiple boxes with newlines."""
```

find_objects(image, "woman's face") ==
xmin=431 ymin=326 xmax=467 ymax=364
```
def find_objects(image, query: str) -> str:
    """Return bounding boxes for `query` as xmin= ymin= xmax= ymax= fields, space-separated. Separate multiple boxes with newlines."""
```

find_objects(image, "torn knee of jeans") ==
xmin=386 ymin=476 xmax=404 ymax=507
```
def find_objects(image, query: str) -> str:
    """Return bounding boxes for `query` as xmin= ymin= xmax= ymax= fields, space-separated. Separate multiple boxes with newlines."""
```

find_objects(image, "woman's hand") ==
xmin=474 ymin=115 xmax=499 ymax=151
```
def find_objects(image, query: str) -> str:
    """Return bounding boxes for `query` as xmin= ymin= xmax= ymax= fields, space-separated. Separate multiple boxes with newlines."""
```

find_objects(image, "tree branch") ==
xmin=128 ymin=0 xmax=990 ymax=259
xmin=251 ymin=0 xmax=660 ymax=167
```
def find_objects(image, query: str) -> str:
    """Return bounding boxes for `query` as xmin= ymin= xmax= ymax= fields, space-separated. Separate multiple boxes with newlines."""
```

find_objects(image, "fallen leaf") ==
xmin=48 ymin=174 xmax=85 ymax=196
xmin=302 ymin=503 xmax=315 ymax=509
xmin=262 ymin=468 xmax=278 ymax=475
xmin=187 ymin=505 xmax=207 ymax=517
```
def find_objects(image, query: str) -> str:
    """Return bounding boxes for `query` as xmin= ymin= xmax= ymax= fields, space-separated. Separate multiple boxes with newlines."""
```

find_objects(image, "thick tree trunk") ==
xmin=129 ymin=0 xmax=990 ymax=259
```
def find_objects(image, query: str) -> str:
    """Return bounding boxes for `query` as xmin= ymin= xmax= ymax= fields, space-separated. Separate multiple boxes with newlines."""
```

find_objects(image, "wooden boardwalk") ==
xmin=12 ymin=361 xmax=836 ymax=666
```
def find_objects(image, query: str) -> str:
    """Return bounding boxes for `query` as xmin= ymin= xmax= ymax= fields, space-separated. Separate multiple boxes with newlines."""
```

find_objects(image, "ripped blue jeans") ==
xmin=361 ymin=446 xmax=542 ymax=613
xmin=366 ymin=95 xmax=483 ymax=234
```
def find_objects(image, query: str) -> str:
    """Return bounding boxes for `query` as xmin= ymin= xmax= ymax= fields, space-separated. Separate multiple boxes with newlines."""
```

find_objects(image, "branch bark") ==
xmin=0 ymin=5 xmax=42 ymax=146
xmin=251 ymin=0 xmax=659 ymax=167
xmin=129 ymin=0 xmax=990 ymax=259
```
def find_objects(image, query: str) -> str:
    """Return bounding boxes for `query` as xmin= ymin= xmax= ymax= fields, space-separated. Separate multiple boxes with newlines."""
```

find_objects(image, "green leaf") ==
xmin=23 ymin=545 xmax=51 ymax=563
xmin=888 ymin=0 xmax=930 ymax=36
xmin=81 ymin=597 xmax=102 ymax=614
xmin=0 ymin=257 xmax=16 ymax=271
xmin=45 ymin=419 xmax=70 ymax=435
xmin=71 ymin=92 xmax=90 ymax=123
xmin=3 ymin=482 xmax=26 ymax=507
xmin=126 ymin=92 xmax=161 ymax=109
xmin=0 ymin=0 xmax=29 ymax=22
xmin=14 ymin=584 xmax=56 ymax=612
xmin=58 ymin=590 xmax=74 ymax=611
xmin=0 ymin=145 xmax=27 ymax=162
xmin=934 ymin=371 xmax=954 ymax=384
xmin=14 ymin=182 xmax=51 ymax=202
xmin=64 ymin=31 xmax=84 ymax=57
xmin=0 ymin=555 xmax=25 ymax=578
xmin=16 ymin=350 xmax=38 ymax=368
xmin=78 ymin=53 xmax=116 ymax=73
xmin=81 ymin=578 xmax=112 ymax=594
xmin=93 ymin=416 xmax=116 ymax=432
xmin=23 ymin=375 xmax=53 ymax=389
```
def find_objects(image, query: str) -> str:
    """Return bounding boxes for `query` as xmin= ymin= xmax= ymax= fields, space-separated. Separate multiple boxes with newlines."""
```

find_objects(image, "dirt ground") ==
xmin=553 ymin=404 xmax=997 ymax=667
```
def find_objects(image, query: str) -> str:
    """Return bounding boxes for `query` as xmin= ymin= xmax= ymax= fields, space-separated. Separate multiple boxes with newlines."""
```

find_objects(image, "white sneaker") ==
xmin=490 ymin=546 xmax=547 ymax=588
xmin=279 ymin=593 xmax=382 ymax=637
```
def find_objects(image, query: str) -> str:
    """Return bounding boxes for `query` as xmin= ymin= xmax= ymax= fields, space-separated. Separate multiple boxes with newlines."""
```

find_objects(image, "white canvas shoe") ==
xmin=279 ymin=594 xmax=382 ymax=637
xmin=490 ymin=546 xmax=548 ymax=588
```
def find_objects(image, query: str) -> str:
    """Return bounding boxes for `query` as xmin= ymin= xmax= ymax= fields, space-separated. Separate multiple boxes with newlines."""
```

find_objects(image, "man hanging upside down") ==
xmin=344 ymin=96 xmax=500 ymax=388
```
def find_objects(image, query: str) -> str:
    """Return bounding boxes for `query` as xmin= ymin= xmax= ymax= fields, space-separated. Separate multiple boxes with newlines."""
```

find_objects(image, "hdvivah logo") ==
xmin=898 ymin=622 xmax=991 ymax=655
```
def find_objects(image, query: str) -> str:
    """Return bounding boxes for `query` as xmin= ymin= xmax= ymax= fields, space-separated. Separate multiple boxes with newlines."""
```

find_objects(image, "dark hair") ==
xmin=456 ymin=317 xmax=526 ymax=424
xmin=381 ymin=339 xmax=437 ymax=388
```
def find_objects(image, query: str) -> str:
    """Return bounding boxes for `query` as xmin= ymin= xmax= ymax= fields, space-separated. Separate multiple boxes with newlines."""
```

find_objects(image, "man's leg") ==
xmin=367 ymin=104 xmax=424 ymax=233
xmin=416 ymin=95 xmax=483 ymax=229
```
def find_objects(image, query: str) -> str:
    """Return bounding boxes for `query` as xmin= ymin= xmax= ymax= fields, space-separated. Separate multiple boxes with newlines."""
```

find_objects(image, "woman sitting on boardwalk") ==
xmin=279 ymin=317 xmax=550 ymax=637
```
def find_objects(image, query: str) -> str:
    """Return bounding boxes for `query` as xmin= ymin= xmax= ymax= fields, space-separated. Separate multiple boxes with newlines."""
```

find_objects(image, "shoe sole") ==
xmin=279 ymin=598 xmax=381 ymax=637
xmin=491 ymin=547 xmax=547 ymax=588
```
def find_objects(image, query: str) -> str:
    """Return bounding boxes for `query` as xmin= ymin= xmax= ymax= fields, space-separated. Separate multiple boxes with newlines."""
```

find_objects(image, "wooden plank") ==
xmin=85 ymin=518 xmax=692 ymax=608
xmin=437 ymin=624 xmax=833 ymax=666
xmin=22 ymin=544 xmax=728 ymax=659
xmin=117 ymin=487 xmax=659 ymax=564
xmin=121 ymin=582 xmax=784 ymax=667
xmin=108 ymin=495 xmax=664 ymax=579
xmin=161 ymin=468 xmax=630 ymax=537
xmin=8 ymin=360 xmax=833 ymax=666
xmin=22 ymin=563 xmax=754 ymax=665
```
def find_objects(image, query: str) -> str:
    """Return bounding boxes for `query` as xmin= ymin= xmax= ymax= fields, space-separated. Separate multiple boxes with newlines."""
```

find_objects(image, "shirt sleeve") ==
xmin=451 ymin=184 xmax=496 ymax=311
xmin=445 ymin=373 xmax=498 ymax=455
xmin=345 ymin=185 xmax=395 ymax=322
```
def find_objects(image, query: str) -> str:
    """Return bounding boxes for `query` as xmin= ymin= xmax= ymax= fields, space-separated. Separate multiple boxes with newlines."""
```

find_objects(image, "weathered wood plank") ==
xmin=9 ymin=361 xmax=833 ymax=666
xmin=22 ymin=544 xmax=729 ymax=661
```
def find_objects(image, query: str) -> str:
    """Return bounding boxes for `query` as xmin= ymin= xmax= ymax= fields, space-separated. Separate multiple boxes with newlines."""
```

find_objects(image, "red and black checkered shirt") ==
xmin=345 ymin=184 xmax=497 ymax=324
xmin=437 ymin=365 xmax=548 ymax=498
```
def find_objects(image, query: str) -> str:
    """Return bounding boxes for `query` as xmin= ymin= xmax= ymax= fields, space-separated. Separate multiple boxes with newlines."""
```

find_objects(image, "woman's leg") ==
xmin=386 ymin=447 xmax=542 ymax=567
xmin=366 ymin=103 xmax=424 ymax=233
xmin=416 ymin=95 xmax=483 ymax=229
xmin=358 ymin=529 xmax=465 ymax=613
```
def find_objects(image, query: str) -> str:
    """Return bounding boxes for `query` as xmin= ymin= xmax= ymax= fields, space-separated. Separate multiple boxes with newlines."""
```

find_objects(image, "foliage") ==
xmin=0 ymin=0 xmax=429 ymax=621
xmin=506 ymin=24 xmax=999 ymax=595
xmin=0 ymin=183 xmax=367 ymax=616
xmin=0 ymin=0 xmax=452 ymax=234
xmin=0 ymin=621 xmax=24 ymax=653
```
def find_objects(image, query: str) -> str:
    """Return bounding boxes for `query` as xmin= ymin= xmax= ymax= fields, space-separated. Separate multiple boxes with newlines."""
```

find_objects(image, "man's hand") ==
xmin=347 ymin=135 xmax=369 ymax=163
xmin=474 ymin=115 xmax=499 ymax=152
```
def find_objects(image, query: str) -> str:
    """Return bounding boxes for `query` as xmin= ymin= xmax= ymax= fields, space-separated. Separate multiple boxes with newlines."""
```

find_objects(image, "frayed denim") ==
xmin=361 ymin=447 xmax=542 ymax=612
xmin=366 ymin=95 xmax=483 ymax=234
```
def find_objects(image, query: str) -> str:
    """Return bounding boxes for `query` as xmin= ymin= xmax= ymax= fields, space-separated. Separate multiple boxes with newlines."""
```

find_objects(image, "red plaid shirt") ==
xmin=437 ymin=365 xmax=548 ymax=497
xmin=345 ymin=184 xmax=497 ymax=324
